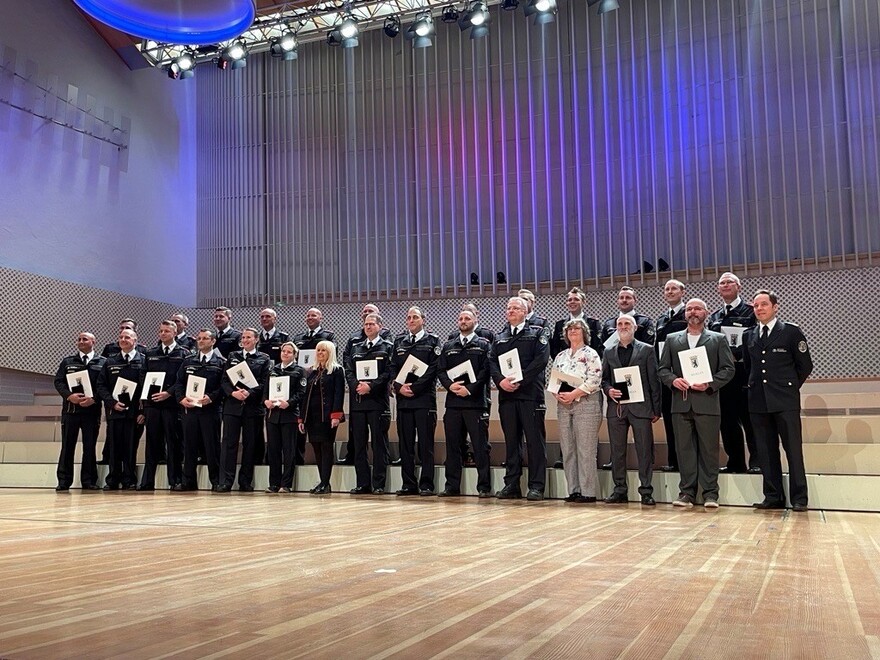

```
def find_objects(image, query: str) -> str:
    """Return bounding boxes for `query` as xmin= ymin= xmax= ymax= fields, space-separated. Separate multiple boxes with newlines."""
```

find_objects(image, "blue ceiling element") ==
xmin=73 ymin=0 xmax=256 ymax=44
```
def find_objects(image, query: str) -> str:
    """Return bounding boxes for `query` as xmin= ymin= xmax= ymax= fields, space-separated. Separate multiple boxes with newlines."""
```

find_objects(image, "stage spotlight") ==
xmin=502 ymin=0 xmax=519 ymax=10
xmin=658 ymin=258 xmax=670 ymax=271
xmin=524 ymin=0 xmax=557 ymax=24
xmin=328 ymin=16 xmax=359 ymax=48
xmin=218 ymin=40 xmax=247 ymax=69
xmin=269 ymin=30 xmax=298 ymax=60
xmin=470 ymin=272 xmax=480 ymax=286
xmin=405 ymin=12 xmax=435 ymax=48
xmin=587 ymin=0 xmax=620 ymax=14
xmin=441 ymin=5 xmax=460 ymax=23
xmin=458 ymin=1 xmax=490 ymax=39
xmin=496 ymin=271 xmax=507 ymax=285
xmin=167 ymin=50 xmax=196 ymax=79
xmin=383 ymin=16 xmax=401 ymax=38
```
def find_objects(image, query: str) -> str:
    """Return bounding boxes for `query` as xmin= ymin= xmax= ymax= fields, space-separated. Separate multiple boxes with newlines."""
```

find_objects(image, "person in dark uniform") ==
xmin=438 ymin=308 xmax=492 ymax=497
xmin=655 ymin=279 xmax=689 ymax=472
xmin=173 ymin=329 xmax=226 ymax=491
xmin=257 ymin=307 xmax=291 ymax=366
xmin=550 ymin=287 xmax=603 ymax=358
xmin=490 ymin=296 xmax=550 ymax=501
xmin=263 ymin=342 xmax=306 ymax=493
xmin=99 ymin=318 xmax=147 ymax=465
xmin=217 ymin=328 xmax=271 ymax=492
xmin=602 ymin=315 xmax=662 ymax=505
xmin=744 ymin=289 xmax=813 ymax=511
xmin=96 ymin=328 xmax=145 ymax=490
xmin=170 ymin=313 xmax=197 ymax=352
xmin=518 ymin=288 xmax=552 ymax=339
xmin=344 ymin=312 xmax=394 ymax=494
xmin=600 ymin=286 xmax=656 ymax=347
xmin=213 ymin=307 xmax=242 ymax=359
xmin=53 ymin=331 xmax=106 ymax=492
xmin=298 ymin=340 xmax=346 ymax=494
xmin=447 ymin=302 xmax=494 ymax=469
xmin=391 ymin=306 xmax=441 ymax=496
xmin=291 ymin=307 xmax=335 ymax=465
xmin=341 ymin=303 xmax=393 ymax=465
xmin=708 ymin=272 xmax=759 ymax=473
xmin=137 ymin=320 xmax=189 ymax=491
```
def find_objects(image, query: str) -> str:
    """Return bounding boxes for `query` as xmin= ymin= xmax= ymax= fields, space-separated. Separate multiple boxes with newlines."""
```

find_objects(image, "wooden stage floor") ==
xmin=1 ymin=489 xmax=879 ymax=659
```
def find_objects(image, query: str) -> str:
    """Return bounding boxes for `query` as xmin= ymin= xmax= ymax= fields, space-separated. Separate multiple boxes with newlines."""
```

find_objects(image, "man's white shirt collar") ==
xmin=760 ymin=318 xmax=778 ymax=334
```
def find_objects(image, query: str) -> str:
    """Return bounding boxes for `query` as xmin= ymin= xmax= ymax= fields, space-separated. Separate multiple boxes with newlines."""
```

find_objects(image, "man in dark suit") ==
xmin=658 ymin=299 xmax=735 ymax=508
xmin=213 ymin=307 xmax=242 ymax=359
xmin=53 ymin=331 xmax=106 ymax=492
xmin=600 ymin=286 xmax=656 ymax=347
xmin=743 ymin=289 xmax=813 ymax=511
xmin=490 ymin=297 xmax=550 ymax=501
xmin=550 ymin=287 xmax=603 ymax=358
xmin=655 ymin=279 xmax=689 ymax=472
xmin=708 ymin=272 xmax=759 ymax=473
xmin=257 ymin=307 xmax=291 ymax=366
xmin=601 ymin=315 xmax=662 ymax=505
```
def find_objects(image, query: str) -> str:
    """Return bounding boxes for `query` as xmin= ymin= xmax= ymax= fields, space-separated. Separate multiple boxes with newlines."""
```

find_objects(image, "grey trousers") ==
xmin=607 ymin=410 xmax=655 ymax=496
xmin=557 ymin=395 xmax=603 ymax=497
xmin=673 ymin=410 xmax=721 ymax=501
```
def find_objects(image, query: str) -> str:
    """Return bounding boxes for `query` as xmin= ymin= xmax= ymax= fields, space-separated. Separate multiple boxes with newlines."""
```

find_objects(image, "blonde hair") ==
xmin=315 ymin=340 xmax=340 ymax=373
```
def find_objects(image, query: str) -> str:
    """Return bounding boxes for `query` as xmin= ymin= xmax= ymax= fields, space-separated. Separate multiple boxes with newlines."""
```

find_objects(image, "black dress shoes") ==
xmin=214 ymin=485 xmax=232 ymax=493
xmin=437 ymin=489 xmax=460 ymax=497
xmin=753 ymin=499 xmax=785 ymax=509
xmin=495 ymin=486 xmax=522 ymax=499
xmin=136 ymin=485 xmax=154 ymax=492
xmin=396 ymin=488 xmax=419 ymax=496
xmin=526 ymin=489 xmax=544 ymax=501
xmin=81 ymin=484 xmax=100 ymax=491
xmin=641 ymin=495 xmax=656 ymax=506
xmin=55 ymin=485 xmax=70 ymax=492
xmin=792 ymin=503 xmax=809 ymax=512
xmin=373 ymin=488 xmax=385 ymax=495
xmin=660 ymin=465 xmax=678 ymax=472
xmin=581 ymin=496 xmax=597 ymax=503
xmin=564 ymin=492 xmax=582 ymax=502
xmin=604 ymin=492 xmax=628 ymax=504
xmin=419 ymin=489 xmax=435 ymax=497
xmin=477 ymin=490 xmax=493 ymax=499
xmin=390 ymin=458 xmax=403 ymax=466
xmin=238 ymin=485 xmax=254 ymax=493
xmin=600 ymin=462 xmax=612 ymax=470
xmin=350 ymin=486 xmax=372 ymax=495
xmin=124 ymin=484 xmax=137 ymax=490
xmin=102 ymin=483 xmax=119 ymax=491
xmin=747 ymin=466 xmax=762 ymax=474
xmin=553 ymin=460 xmax=564 ymax=469
xmin=312 ymin=484 xmax=331 ymax=495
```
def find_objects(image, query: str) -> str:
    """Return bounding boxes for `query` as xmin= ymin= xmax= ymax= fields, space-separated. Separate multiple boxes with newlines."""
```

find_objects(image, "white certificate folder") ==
xmin=186 ymin=375 xmax=207 ymax=407
xmin=395 ymin=355 xmax=429 ymax=385
xmin=65 ymin=370 xmax=93 ymax=399
xmin=447 ymin=360 xmax=477 ymax=384
xmin=268 ymin=376 xmax=289 ymax=402
xmin=612 ymin=366 xmax=644 ymax=404
xmin=498 ymin=348 xmax=523 ymax=383
xmin=226 ymin=361 xmax=259 ymax=389
xmin=679 ymin=345 xmax=713 ymax=385
xmin=356 ymin=360 xmax=379 ymax=381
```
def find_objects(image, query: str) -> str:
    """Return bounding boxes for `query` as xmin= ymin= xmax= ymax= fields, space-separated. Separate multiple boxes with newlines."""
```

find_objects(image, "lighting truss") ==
xmin=137 ymin=0 xmax=509 ymax=68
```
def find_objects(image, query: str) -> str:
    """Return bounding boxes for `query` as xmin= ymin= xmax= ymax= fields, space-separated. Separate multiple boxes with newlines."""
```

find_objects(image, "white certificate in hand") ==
xmin=395 ymin=355 xmax=429 ymax=385
xmin=498 ymin=348 xmax=523 ymax=383
xmin=720 ymin=326 xmax=745 ymax=348
xmin=226 ymin=361 xmax=259 ymax=389
xmin=298 ymin=349 xmax=316 ymax=369
xmin=66 ymin=370 xmax=93 ymax=399
xmin=268 ymin=376 xmax=289 ymax=402
xmin=679 ymin=345 xmax=712 ymax=385
xmin=547 ymin=367 xmax=585 ymax=394
xmin=356 ymin=359 xmax=379 ymax=380
xmin=612 ymin=366 xmax=644 ymax=404
xmin=603 ymin=331 xmax=620 ymax=351
xmin=186 ymin=375 xmax=207 ymax=407
xmin=112 ymin=377 xmax=138 ymax=403
xmin=447 ymin=360 xmax=477 ymax=384
xmin=140 ymin=371 xmax=166 ymax=400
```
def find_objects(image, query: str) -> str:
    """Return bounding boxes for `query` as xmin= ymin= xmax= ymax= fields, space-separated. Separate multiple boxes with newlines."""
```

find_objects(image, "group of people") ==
xmin=53 ymin=273 xmax=813 ymax=511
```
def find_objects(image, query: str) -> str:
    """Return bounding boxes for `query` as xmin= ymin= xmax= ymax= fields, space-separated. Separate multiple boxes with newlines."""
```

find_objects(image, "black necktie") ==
xmin=725 ymin=304 xmax=732 ymax=316
xmin=264 ymin=332 xmax=270 ymax=342
xmin=82 ymin=354 xmax=89 ymax=365
xmin=462 ymin=337 xmax=468 ymax=347
xmin=761 ymin=326 xmax=769 ymax=340
xmin=307 ymin=330 xmax=313 ymax=339
xmin=201 ymin=355 xmax=207 ymax=364
xmin=366 ymin=341 xmax=372 ymax=350
xmin=410 ymin=334 xmax=416 ymax=343
xmin=164 ymin=346 xmax=169 ymax=356
xmin=512 ymin=327 xmax=518 ymax=337
xmin=124 ymin=354 xmax=130 ymax=364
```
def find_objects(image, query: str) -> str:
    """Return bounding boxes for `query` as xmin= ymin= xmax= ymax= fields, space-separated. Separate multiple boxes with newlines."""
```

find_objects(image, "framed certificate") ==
xmin=268 ymin=376 xmax=289 ymax=402
xmin=498 ymin=348 xmax=523 ymax=383
xmin=65 ymin=370 xmax=93 ymax=399
xmin=356 ymin=359 xmax=379 ymax=380
xmin=186 ymin=375 xmax=207 ymax=407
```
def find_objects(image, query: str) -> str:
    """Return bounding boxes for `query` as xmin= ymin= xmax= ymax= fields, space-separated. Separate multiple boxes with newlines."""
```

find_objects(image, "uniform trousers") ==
xmin=443 ymin=408 xmax=490 ymax=493
xmin=57 ymin=413 xmax=100 ymax=488
xmin=607 ymin=408 xmax=655 ymax=496
xmin=673 ymin=410 xmax=721 ymax=501
xmin=306 ymin=421 xmax=337 ymax=486
xmin=557 ymin=396 xmax=603 ymax=497
xmin=266 ymin=422 xmax=296 ymax=489
xmin=140 ymin=407 xmax=182 ymax=488
xmin=751 ymin=410 xmax=808 ymax=506
xmin=498 ymin=400 xmax=546 ymax=492
xmin=105 ymin=418 xmax=138 ymax=488
xmin=397 ymin=408 xmax=436 ymax=491
xmin=719 ymin=379 xmax=757 ymax=471
xmin=220 ymin=415 xmax=262 ymax=489
xmin=351 ymin=410 xmax=390 ymax=490
xmin=661 ymin=386 xmax=678 ymax=468
xmin=181 ymin=411 xmax=220 ymax=488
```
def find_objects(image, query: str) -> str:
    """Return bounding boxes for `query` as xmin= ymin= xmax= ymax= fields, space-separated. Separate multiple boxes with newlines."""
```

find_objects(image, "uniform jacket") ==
xmin=658 ymin=329 xmax=735 ymax=415
xmin=101 ymin=342 xmax=147 ymax=359
xmin=222 ymin=350 xmax=272 ymax=417
xmin=214 ymin=327 xmax=242 ymax=359
xmin=344 ymin=327 xmax=393 ymax=362
xmin=437 ymin=335 xmax=491 ymax=410
xmin=257 ymin=329 xmax=292 ymax=366
xmin=489 ymin=325 xmax=550 ymax=402
xmin=742 ymin=320 xmax=813 ymax=413
xmin=54 ymin=354 xmax=107 ymax=416
xmin=708 ymin=300 xmax=756 ymax=388
xmin=344 ymin=336 xmax=394 ymax=412
xmin=391 ymin=332 xmax=441 ymax=410
xmin=141 ymin=344 xmax=190 ymax=410
xmin=600 ymin=340 xmax=661 ymax=419
xmin=96 ymin=352 xmax=146 ymax=420
xmin=655 ymin=307 xmax=688 ymax=357
xmin=300 ymin=367 xmax=346 ymax=424
xmin=264 ymin=362 xmax=306 ymax=425
xmin=601 ymin=312 xmax=656 ymax=346
xmin=447 ymin=325 xmax=495 ymax=344
xmin=173 ymin=353 xmax=227 ymax=415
